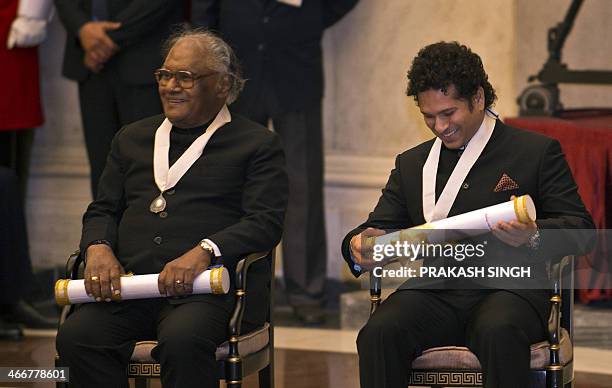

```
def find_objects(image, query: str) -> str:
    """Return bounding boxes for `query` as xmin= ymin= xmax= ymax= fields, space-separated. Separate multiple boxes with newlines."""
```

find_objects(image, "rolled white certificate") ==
xmin=55 ymin=267 xmax=230 ymax=306
xmin=372 ymin=195 xmax=536 ymax=246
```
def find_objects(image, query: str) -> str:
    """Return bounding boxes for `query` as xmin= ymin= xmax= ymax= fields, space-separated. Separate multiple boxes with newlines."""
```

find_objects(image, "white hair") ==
xmin=163 ymin=28 xmax=245 ymax=104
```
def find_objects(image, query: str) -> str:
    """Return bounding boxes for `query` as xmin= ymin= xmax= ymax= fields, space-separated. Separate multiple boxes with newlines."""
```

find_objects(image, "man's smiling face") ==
xmin=158 ymin=39 xmax=227 ymax=128
xmin=417 ymin=84 xmax=485 ymax=149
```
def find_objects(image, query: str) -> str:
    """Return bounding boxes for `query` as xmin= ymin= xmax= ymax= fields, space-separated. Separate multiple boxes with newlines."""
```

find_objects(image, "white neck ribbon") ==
xmin=422 ymin=109 xmax=497 ymax=222
xmin=153 ymin=105 xmax=231 ymax=193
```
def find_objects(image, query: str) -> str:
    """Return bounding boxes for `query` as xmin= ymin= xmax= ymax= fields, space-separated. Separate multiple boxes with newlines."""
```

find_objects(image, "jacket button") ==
xmin=257 ymin=43 xmax=265 ymax=51
xmin=166 ymin=189 xmax=175 ymax=195
xmin=153 ymin=236 xmax=162 ymax=245
xmin=462 ymin=182 xmax=470 ymax=190
xmin=262 ymin=16 xmax=270 ymax=23
xmin=159 ymin=211 xmax=168 ymax=219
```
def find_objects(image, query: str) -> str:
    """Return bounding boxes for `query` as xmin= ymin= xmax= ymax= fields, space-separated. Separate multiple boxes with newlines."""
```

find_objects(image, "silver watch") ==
xmin=527 ymin=229 xmax=541 ymax=250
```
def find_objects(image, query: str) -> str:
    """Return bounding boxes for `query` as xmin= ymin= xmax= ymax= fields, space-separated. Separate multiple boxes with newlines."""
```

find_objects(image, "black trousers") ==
xmin=231 ymin=87 xmax=327 ymax=307
xmin=356 ymin=289 xmax=547 ymax=388
xmin=56 ymin=298 xmax=254 ymax=388
xmin=0 ymin=168 xmax=35 ymax=303
xmin=0 ymin=129 xmax=34 ymax=198
xmin=78 ymin=70 xmax=162 ymax=197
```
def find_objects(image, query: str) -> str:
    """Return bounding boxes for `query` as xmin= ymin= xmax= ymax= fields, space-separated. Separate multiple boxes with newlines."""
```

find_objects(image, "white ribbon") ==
xmin=422 ymin=109 xmax=497 ymax=223
xmin=153 ymin=105 xmax=231 ymax=193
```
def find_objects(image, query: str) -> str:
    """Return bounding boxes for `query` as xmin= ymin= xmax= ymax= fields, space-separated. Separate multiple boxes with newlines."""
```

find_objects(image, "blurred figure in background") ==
xmin=0 ymin=0 xmax=56 ymax=339
xmin=0 ymin=0 xmax=52 ymax=194
xmin=192 ymin=0 xmax=359 ymax=325
xmin=54 ymin=0 xmax=184 ymax=197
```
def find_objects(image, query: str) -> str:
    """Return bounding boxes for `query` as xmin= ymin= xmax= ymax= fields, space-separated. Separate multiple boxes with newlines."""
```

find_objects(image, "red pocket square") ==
xmin=494 ymin=173 xmax=519 ymax=192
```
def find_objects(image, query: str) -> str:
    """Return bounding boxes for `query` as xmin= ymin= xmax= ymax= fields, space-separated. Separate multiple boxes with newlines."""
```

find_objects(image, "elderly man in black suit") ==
xmin=55 ymin=29 xmax=288 ymax=388
xmin=342 ymin=42 xmax=595 ymax=388
xmin=192 ymin=0 xmax=359 ymax=324
xmin=55 ymin=0 xmax=184 ymax=197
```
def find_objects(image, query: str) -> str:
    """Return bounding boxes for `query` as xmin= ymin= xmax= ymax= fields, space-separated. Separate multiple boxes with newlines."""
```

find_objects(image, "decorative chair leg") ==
xmin=54 ymin=357 xmax=68 ymax=388
xmin=226 ymin=356 xmax=243 ymax=388
xmin=258 ymin=365 xmax=272 ymax=388
xmin=134 ymin=377 xmax=149 ymax=388
xmin=546 ymin=367 xmax=563 ymax=388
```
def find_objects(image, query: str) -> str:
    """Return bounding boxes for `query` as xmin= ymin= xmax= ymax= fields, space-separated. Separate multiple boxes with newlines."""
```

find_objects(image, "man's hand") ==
xmin=492 ymin=196 xmax=538 ymax=247
xmin=84 ymin=244 xmax=125 ymax=302
xmin=78 ymin=21 xmax=120 ymax=67
xmin=492 ymin=219 xmax=538 ymax=247
xmin=83 ymin=50 xmax=104 ymax=73
xmin=349 ymin=227 xmax=386 ymax=271
xmin=158 ymin=246 xmax=211 ymax=297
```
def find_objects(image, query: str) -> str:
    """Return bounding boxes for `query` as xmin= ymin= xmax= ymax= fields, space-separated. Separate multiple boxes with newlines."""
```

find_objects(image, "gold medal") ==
xmin=149 ymin=194 xmax=166 ymax=213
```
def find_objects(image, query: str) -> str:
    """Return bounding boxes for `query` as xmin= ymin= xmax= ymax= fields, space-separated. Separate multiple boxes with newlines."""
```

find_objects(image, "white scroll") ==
xmin=372 ymin=195 xmax=537 ymax=247
xmin=55 ymin=267 xmax=230 ymax=306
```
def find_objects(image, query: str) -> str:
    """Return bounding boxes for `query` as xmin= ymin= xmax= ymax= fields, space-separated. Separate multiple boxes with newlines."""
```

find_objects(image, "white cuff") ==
xmin=203 ymin=239 xmax=222 ymax=258
xmin=18 ymin=0 xmax=54 ymax=21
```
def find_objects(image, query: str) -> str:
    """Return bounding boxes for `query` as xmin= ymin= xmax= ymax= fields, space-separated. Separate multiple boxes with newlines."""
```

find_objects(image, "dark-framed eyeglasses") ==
xmin=153 ymin=68 xmax=217 ymax=89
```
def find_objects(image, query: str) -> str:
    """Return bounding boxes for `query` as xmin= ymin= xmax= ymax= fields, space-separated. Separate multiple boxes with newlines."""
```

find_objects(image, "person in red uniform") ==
xmin=0 ymin=0 xmax=57 ymax=340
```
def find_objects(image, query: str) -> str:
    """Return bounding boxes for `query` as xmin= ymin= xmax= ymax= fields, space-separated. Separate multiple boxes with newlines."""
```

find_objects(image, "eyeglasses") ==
xmin=153 ymin=68 xmax=217 ymax=89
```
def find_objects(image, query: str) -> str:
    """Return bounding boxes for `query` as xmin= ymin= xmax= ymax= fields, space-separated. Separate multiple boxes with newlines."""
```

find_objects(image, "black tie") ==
xmin=91 ymin=0 xmax=109 ymax=21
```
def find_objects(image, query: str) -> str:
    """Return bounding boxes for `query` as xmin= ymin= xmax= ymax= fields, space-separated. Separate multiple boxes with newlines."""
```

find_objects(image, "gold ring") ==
xmin=91 ymin=276 xmax=99 ymax=282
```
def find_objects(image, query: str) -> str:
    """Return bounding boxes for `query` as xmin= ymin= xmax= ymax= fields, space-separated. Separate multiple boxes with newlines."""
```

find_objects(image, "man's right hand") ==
xmin=84 ymin=244 xmax=125 ymax=302
xmin=349 ymin=227 xmax=386 ymax=271
xmin=78 ymin=21 xmax=121 ymax=64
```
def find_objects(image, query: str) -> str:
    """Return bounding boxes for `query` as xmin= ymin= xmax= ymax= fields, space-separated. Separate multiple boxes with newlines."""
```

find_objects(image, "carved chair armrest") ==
xmin=547 ymin=255 xmax=574 ymax=370
xmin=65 ymin=249 xmax=84 ymax=280
xmin=228 ymin=251 xmax=271 ymax=339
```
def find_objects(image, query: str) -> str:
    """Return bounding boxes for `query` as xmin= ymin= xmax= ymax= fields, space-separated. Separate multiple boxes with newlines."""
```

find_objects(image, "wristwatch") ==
xmin=526 ymin=229 xmax=541 ymax=250
xmin=199 ymin=239 xmax=216 ymax=259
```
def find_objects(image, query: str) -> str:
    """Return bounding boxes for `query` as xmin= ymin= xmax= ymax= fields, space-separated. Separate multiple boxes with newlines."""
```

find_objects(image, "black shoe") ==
xmin=0 ymin=317 xmax=23 ymax=340
xmin=1 ymin=300 xmax=57 ymax=329
xmin=293 ymin=305 xmax=326 ymax=326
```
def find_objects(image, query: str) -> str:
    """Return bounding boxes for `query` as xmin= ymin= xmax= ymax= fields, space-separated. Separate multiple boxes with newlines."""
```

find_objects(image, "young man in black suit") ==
xmin=56 ymin=30 xmax=288 ymax=388
xmin=54 ymin=0 xmax=184 ymax=197
xmin=342 ymin=42 xmax=595 ymax=388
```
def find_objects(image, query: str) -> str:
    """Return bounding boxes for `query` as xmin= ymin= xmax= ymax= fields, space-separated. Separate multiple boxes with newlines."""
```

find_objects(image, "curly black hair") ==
xmin=406 ymin=42 xmax=496 ymax=110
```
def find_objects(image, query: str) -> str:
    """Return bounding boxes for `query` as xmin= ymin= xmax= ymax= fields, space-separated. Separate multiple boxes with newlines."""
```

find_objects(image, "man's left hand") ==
xmin=492 ymin=195 xmax=538 ymax=247
xmin=84 ymin=51 xmax=104 ymax=73
xmin=492 ymin=219 xmax=538 ymax=247
xmin=158 ymin=246 xmax=211 ymax=296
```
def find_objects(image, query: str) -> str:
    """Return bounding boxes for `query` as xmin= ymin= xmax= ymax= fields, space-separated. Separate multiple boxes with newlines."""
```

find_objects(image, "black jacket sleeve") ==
xmin=54 ymin=0 xmax=91 ymax=36
xmin=341 ymin=154 xmax=413 ymax=277
xmin=190 ymin=0 xmax=220 ymax=30
xmin=533 ymin=139 xmax=596 ymax=261
xmin=322 ymin=0 xmax=359 ymax=28
xmin=79 ymin=128 xmax=128 ymax=253
xmin=207 ymin=133 xmax=289 ymax=268
xmin=106 ymin=0 xmax=178 ymax=49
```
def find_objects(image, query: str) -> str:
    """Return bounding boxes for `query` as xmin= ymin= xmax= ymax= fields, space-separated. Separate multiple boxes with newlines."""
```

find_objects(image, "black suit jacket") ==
xmin=55 ymin=0 xmax=184 ymax=85
xmin=341 ymin=121 xmax=595 ymax=326
xmin=80 ymin=112 xmax=288 ymax=324
xmin=192 ymin=0 xmax=358 ymax=112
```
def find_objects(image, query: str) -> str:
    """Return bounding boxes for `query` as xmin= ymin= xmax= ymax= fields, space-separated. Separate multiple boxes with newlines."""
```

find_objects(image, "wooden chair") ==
xmin=56 ymin=249 xmax=276 ymax=388
xmin=368 ymin=256 xmax=575 ymax=388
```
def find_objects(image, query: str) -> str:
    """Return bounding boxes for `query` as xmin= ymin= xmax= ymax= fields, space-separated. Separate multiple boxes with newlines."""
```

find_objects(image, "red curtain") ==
xmin=506 ymin=112 xmax=612 ymax=304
